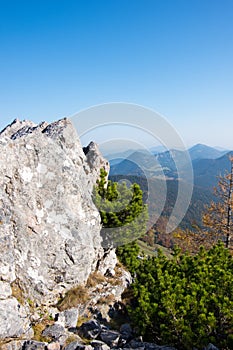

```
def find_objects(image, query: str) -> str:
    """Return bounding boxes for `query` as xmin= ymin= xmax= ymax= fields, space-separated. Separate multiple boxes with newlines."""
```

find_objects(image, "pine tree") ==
xmin=93 ymin=168 xmax=148 ymax=247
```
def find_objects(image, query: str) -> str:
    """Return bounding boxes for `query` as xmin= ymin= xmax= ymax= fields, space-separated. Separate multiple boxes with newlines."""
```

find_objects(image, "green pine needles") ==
xmin=93 ymin=168 xmax=148 ymax=247
xmin=127 ymin=242 xmax=233 ymax=349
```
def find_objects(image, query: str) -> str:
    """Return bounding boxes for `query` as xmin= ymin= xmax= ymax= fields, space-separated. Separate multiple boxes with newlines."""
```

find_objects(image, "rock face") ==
xmin=0 ymin=118 xmax=110 ymax=338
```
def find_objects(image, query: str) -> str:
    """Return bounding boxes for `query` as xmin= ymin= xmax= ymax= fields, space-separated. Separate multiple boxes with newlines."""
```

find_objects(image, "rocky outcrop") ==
xmin=0 ymin=118 xmax=111 ymax=339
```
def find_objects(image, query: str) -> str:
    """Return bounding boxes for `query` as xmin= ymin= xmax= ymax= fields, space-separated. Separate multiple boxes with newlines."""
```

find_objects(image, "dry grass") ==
xmin=106 ymin=276 xmax=121 ymax=286
xmin=11 ymin=279 xmax=25 ymax=305
xmin=76 ymin=314 xmax=91 ymax=328
xmin=121 ymin=287 xmax=135 ymax=305
xmin=32 ymin=319 xmax=53 ymax=343
xmin=104 ymin=262 xmax=124 ymax=287
xmin=86 ymin=271 xmax=106 ymax=288
xmin=57 ymin=285 xmax=90 ymax=311
xmin=97 ymin=293 xmax=115 ymax=305
xmin=64 ymin=334 xmax=81 ymax=346
xmin=114 ymin=263 xmax=124 ymax=278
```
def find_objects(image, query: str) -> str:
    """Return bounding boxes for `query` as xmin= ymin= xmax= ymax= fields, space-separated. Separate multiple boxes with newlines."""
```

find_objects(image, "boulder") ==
xmin=0 ymin=118 xmax=110 ymax=304
xmin=120 ymin=323 xmax=133 ymax=340
xmin=100 ymin=330 xmax=120 ymax=347
xmin=46 ymin=342 xmax=61 ymax=350
xmin=57 ymin=308 xmax=79 ymax=329
xmin=63 ymin=342 xmax=93 ymax=350
xmin=90 ymin=340 xmax=110 ymax=350
xmin=22 ymin=340 xmax=47 ymax=350
xmin=42 ymin=324 xmax=66 ymax=341
xmin=78 ymin=320 xmax=101 ymax=340
xmin=0 ymin=281 xmax=12 ymax=299
xmin=0 ymin=298 xmax=31 ymax=338
xmin=0 ymin=118 xmax=114 ymax=340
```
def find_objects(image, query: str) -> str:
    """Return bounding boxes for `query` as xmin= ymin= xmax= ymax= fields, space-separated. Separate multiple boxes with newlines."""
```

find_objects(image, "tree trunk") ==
xmin=226 ymin=157 xmax=233 ymax=248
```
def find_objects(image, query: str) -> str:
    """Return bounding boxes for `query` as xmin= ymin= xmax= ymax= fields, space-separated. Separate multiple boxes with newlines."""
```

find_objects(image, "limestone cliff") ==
xmin=0 ymin=118 xmax=111 ymax=339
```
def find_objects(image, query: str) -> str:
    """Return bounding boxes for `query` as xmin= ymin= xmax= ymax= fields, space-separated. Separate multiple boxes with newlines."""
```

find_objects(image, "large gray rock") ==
xmin=42 ymin=323 xmax=66 ymax=341
xmin=0 ymin=298 xmax=31 ymax=339
xmin=0 ymin=281 xmax=12 ymax=299
xmin=100 ymin=330 xmax=120 ymax=347
xmin=0 ymin=118 xmax=112 ymax=339
xmin=90 ymin=340 xmax=110 ymax=350
xmin=78 ymin=320 xmax=101 ymax=339
xmin=22 ymin=340 xmax=47 ymax=350
xmin=63 ymin=343 xmax=93 ymax=350
xmin=57 ymin=308 xmax=79 ymax=328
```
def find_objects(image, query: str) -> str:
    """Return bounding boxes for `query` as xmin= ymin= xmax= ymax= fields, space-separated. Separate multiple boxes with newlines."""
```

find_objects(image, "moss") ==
xmin=27 ymin=298 xmax=35 ymax=308
xmin=57 ymin=285 xmax=90 ymax=311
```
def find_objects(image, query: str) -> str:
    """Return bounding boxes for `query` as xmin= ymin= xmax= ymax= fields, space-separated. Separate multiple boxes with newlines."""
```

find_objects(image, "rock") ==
xmin=63 ymin=342 xmax=93 ymax=350
xmin=124 ymin=340 xmax=177 ymax=350
xmin=78 ymin=320 xmax=101 ymax=340
xmin=0 ymin=118 xmax=110 ymax=303
xmin=0 ymin=340 xmax=25 ymax=350
xmin=22 ymin=340 xmax=47 ymax=350
xmin=57 ymin=308 xmax=79 ymax=328
xmin=63 ymin=342 xmax=82 ymax=350
xmin=83 ymin=141 xmax=110 ymax=178
xmin=63 ymin=342 xmax=81 ymax=350
xmin=0 ymin=298 xmax=30 ymax=338
xmin=90 ymin=340 xmax=110 ymax=350
xmin=42 ymin=324 xmax=66 ymax=341
xmin=46 ymin=342 xmax=61 ymax=350
xmin=97 ymin=250 xmax=117 ymax=276
xmin=0 ymin=281 xmax=12 ymax=299
xmin=0 ymin=118 xmax=115 ymax=340
xmin=120 ymin=323 xmax=133 ymax=340
xmin=205 ymin=344 xmax=219 ymax=350
xmin=100 ymin=330 xmax=120 ymax=347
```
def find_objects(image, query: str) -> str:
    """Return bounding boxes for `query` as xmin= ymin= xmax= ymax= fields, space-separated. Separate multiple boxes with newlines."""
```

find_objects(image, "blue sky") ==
xmin=0 ymin=0 xmax=233 ymax=148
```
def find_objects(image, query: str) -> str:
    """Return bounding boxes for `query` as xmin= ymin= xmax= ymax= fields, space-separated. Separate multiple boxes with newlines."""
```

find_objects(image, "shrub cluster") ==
xmin=124 ymin=242 xmax=233 ymax=349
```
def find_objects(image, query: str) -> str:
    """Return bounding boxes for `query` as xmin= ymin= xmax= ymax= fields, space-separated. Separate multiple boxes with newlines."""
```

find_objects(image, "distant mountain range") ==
xmin=108 ymin=144 xmax=231 ymax=184
xmin=188 ymin=143 xmax=228 ymax=161
xmin=106 ymin=144 xmax=233 ymax=229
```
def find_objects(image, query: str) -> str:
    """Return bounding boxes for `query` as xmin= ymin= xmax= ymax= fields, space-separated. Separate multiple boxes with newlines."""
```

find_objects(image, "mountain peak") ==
xmin=189 ymin=144 xmax=228 ymax=161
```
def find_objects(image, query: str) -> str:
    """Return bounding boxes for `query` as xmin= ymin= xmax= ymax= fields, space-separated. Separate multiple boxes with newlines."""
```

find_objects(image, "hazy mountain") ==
xmin=108 ymin=146 xmax=233 ymax=229
xmin=109 ymin=145 xmax=232 ymax=181
xmin=149 ymin=145 xmax=167 ymax=154
xmin=110 ymin=158 xmax=145 ymax=177
xmin=193 ymin=151 xmax=233 ymax=189
xmin=188 ymin=143 xmax=228 ymax=161
xmin=109 ymin=174 xmax=213 ymax=229
xmin=110 ymin=148 xmax=190 ymax=180
xmin=104 ymin=149 xmax=139 ymax=165
xmin=110 ymin=150 xmax=168 ymax=178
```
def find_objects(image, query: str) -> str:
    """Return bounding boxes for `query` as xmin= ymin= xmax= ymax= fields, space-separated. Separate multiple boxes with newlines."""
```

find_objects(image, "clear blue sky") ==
xmin=0 ymin=0 xmax=233 ymax=148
